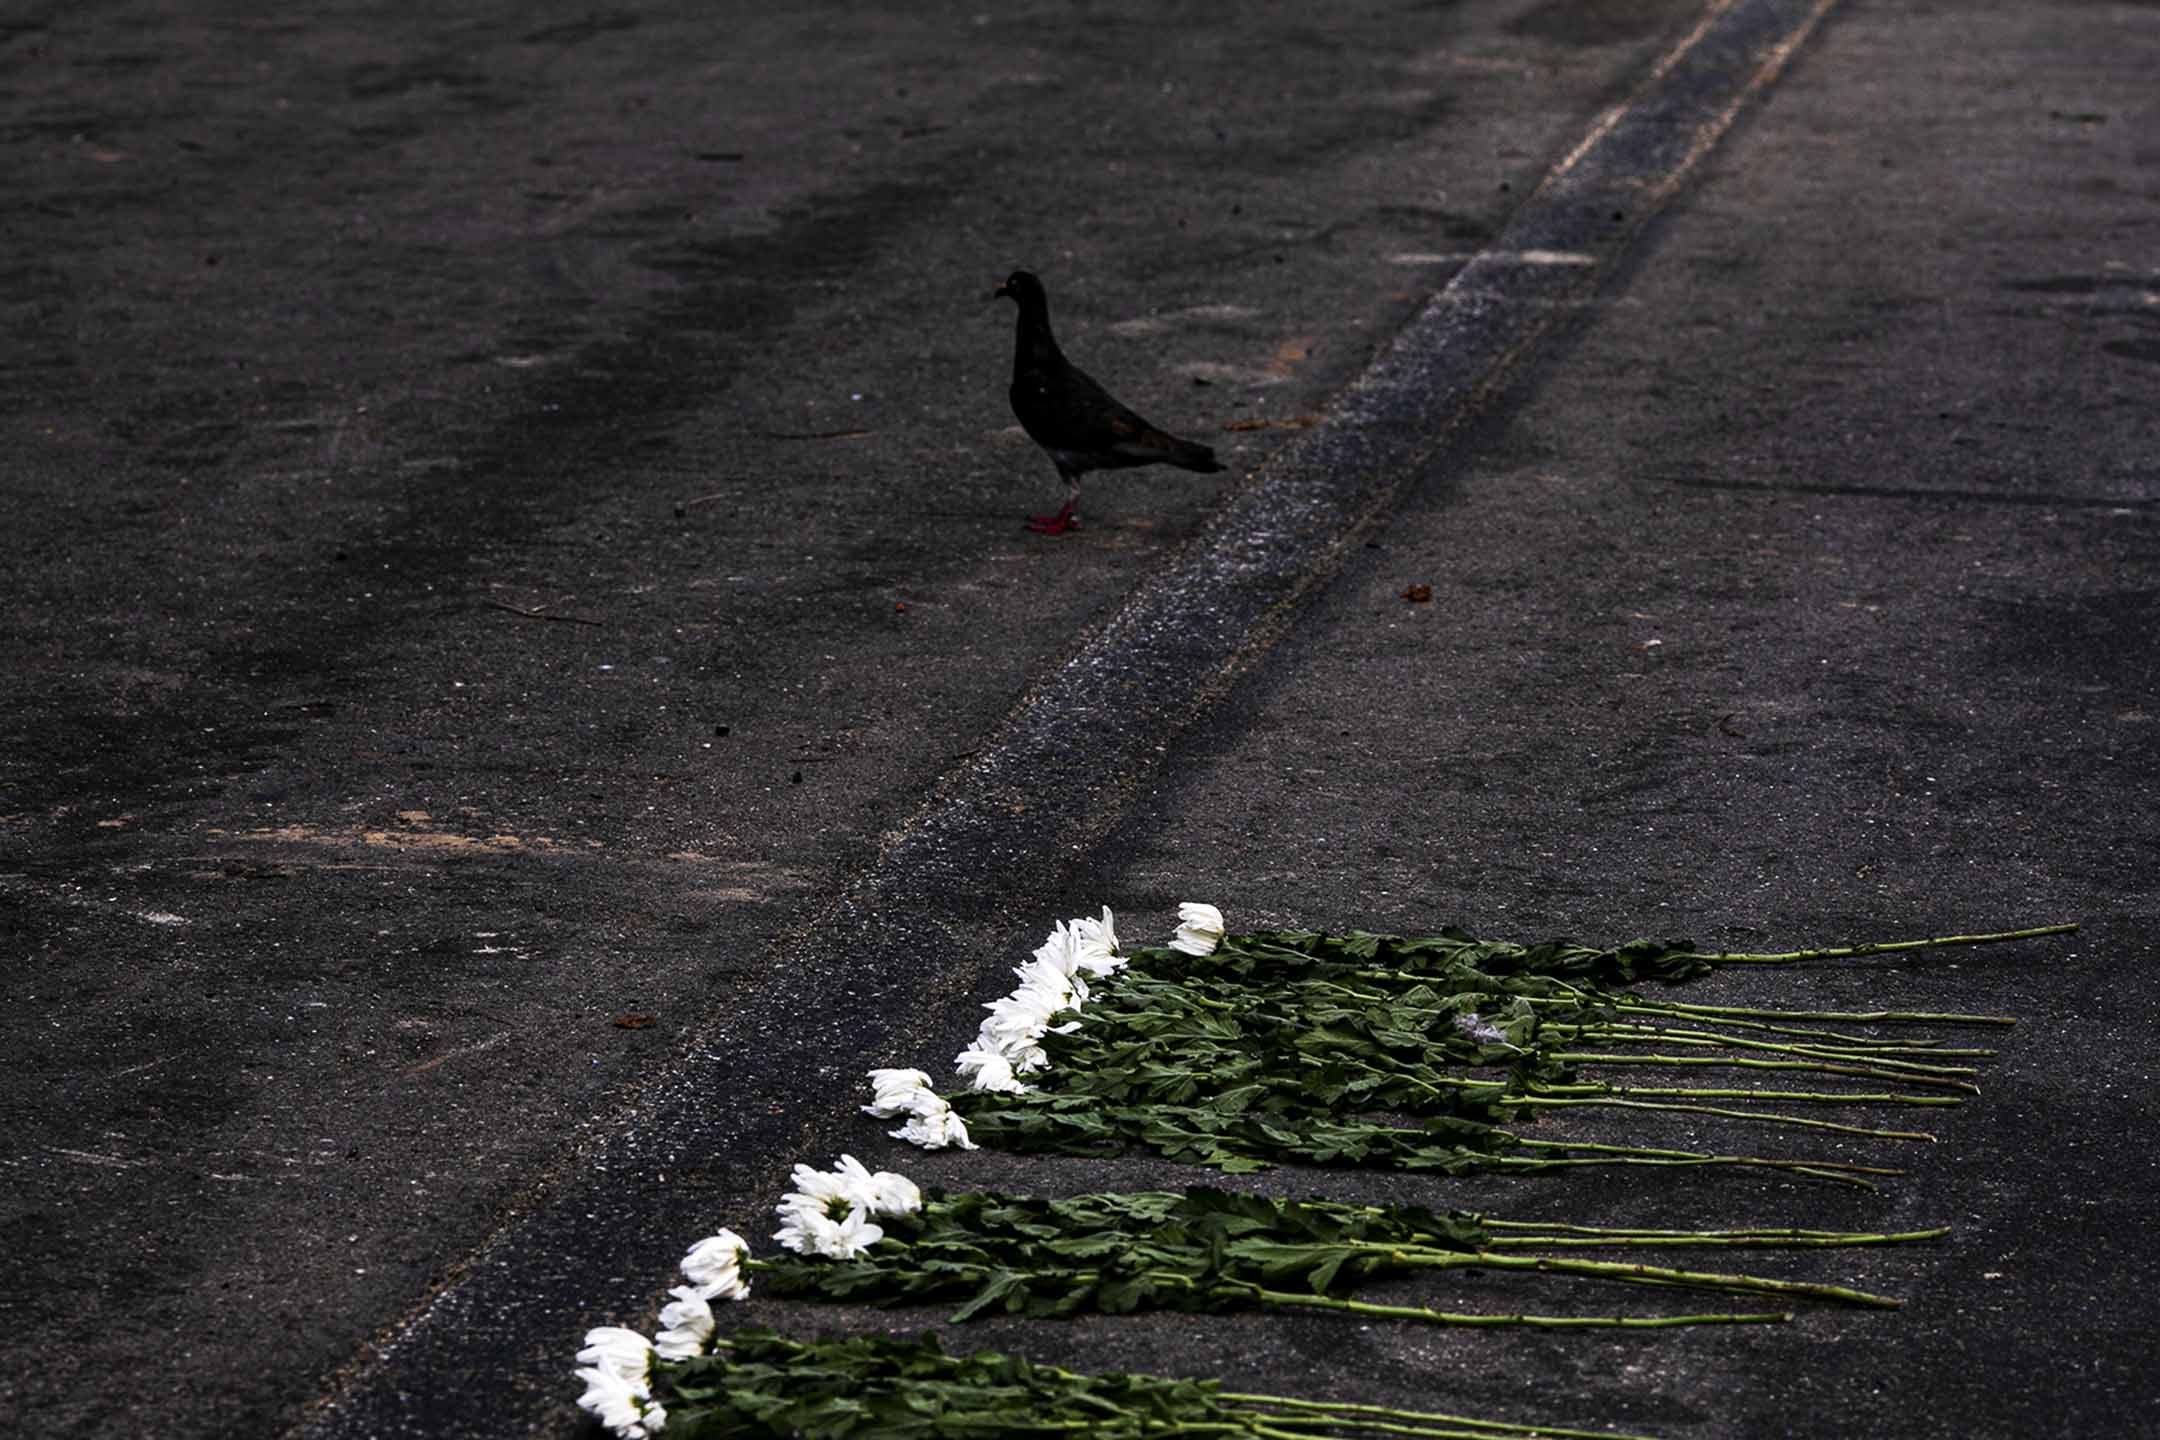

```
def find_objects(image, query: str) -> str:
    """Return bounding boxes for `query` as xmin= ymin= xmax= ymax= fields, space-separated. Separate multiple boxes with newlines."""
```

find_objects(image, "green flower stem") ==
xmin=1236 ymin=1421 xmax=1533 ymax=1440
xmin=1478 ymin=1222 xmax=1950 ymax=1250
xmin=1563 ymin=1022 xmax=1994 ymax=1064
xmin=1287 ymin=977 xmax=1410 ymax=1005
xmin=1529 ymin=1079 xmax=1966 ymax=1108
xmin=977 ymin=1351 xmax=1645 ymax=1440
xmin=677 ymin=1331 xmax=1659 ymax=1440
xmin=1368 ymin=1245 xmax=1901 ymax=1308
xmin=1233 ymin=1414 xmax=1623 ymax=1440
xmin=1611 ymin=997 xmax=2016 ymax=1026
xmin=1428 ymin=1072 xmax=1948 ymax=1136
xmin=1222 ymin=1394 xmax=1667 ymax=1440
xmin=1520 ymin=995 xmax=1970 ymax=1049
xmin=1549 ymin=1049 xmax=1981 ymax=1094
xmin=1319 ymin=1117 xmax=1894 ymax=1187
xmin=1521 ymin=1095 xmax=1938 ymax=1143
xmin=1505 ymin=1136 xmax=1901 ymax=1189
xmin=1225 ymin=1278 xmax=1789 ymax=1329
xmin=910 ymin=1419 xmax=1097 ymax=1434
xmin=1326 ymin=1056 xmax=1482 ymax=1108
xmin=1106 ymin=1392 xmax=1560 ymax=1440
xmin=1493 ymin=1157 xmax=1879 ymax=1190
xmin=1161 ymin=988 xmax=1243 ymax=1014
xmin=1647 ymin=1031 xmax=1987 ymax=1073
xmin=1548 ymin=1025 xmax=1984 ymax=1076
xmin=1153 ymin=1269 xmax=1784 ymax=1330
xmin=1674 ymin=921 xmax=2077 ymax=965
xmin=1511 ymin=1137 xmax=1902 ymax=1174
xmin=1522 ymin=973 xmax=2018 ymax=1030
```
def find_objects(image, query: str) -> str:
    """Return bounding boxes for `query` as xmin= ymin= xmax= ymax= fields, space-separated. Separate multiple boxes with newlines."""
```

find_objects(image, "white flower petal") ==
xmin=789 ymin=1160 xmax=846 ymax=1197
xmin=862 ymin=1069 xmax=940 ymax=1118
xmin=778 ymin=1155 xmax=919 ymax=1226
xmin=773 ymin=1208 xmax=832 ymax=1254
xmin=775 ymin=1205 xmax=886 ymax=1258
xmin=576 ymin=1326 xmax=655 ymax=1385
xmin=576 ymin=1366 xmax=656 ymax=1436
xmin=780 ymin=1157 xmax=873 ymax=1223
xmin=654 ymin=1287 xmax=715 ymax=1360
xmin=866 ymin=1168 xmax=922 ymax=1216
xmin=678 ymin=1230 xmax=751 ymax=1302
xmin=1170 ymin=901 xmax=1226 ymax=956
xmin=1031 ymin=919 xmax=1083 ymax=978
xmin=1072 ymin=906 xmax=1123 ymax=975
xmin=955 ymin=1045 xmax=1029 ymax=1094
xmin=823 ymin=1210 xmax=885 ymax=1258
xmin=865 ymin=1072 xmax=925 ymax=1104
xmin=889 ymin=1094 xmax=976 ymax=1150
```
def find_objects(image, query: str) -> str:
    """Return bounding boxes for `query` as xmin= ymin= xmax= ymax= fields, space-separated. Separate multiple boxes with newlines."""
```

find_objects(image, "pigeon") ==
xmin=991 ymin=269 xmax=1227 ymax=534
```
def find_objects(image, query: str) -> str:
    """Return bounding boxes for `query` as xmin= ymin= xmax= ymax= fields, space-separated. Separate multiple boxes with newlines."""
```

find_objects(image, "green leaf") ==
xmin=1307 ymin=1248 xmax=1350 ymax=1293
xmin=949 ymin=1269 xmax=1025 ymax=1322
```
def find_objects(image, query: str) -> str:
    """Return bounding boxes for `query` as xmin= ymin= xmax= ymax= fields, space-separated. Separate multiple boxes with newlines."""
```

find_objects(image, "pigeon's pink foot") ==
xmin=1025 ymin=502 xmax=1080 ymax=535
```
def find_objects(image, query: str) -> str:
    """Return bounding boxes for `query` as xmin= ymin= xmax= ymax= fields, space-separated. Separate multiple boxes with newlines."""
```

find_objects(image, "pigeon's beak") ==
xmin=990 ymin=279 xmax=1010 ymax=301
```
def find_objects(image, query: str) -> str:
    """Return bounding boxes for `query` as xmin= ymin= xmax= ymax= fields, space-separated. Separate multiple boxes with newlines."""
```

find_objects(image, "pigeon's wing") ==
xmin=1039 ymin=363 xmax=1197 ymax=464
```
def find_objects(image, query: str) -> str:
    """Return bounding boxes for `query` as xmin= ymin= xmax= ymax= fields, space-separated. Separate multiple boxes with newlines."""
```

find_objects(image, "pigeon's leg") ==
xmin=1026 ymin=474 xmax=1082 ymax=535
xmin=1025 ymin=499 xmax=1078 ymax=534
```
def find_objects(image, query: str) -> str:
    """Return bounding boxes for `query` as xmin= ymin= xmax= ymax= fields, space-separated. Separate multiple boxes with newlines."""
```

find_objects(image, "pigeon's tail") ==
xmin=1163 ymin=435 xmax=1228 ymax=474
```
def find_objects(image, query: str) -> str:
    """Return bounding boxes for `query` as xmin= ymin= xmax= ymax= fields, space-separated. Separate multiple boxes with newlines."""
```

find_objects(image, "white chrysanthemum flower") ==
xmin=828 ymin=1154 xmax=883 ymax=1209
xmin=771 ymin=1206 xmax=816 ymax=1254
xmin=862 ymin=1068 xmax=937 ymax=1118
xmin=826 ymin=1207 xmax=885 ymax=1257
xmin=1170 ymin=902 xmax=1226 ymax=956
xmin=773 ymin=1194 xmax=834 ymax=1240
xmin=863 ymin=1166 xmax=922 ymax=1216
xmin=776 ymin=1155 xmax=921 ymax=1223
xmin=978 ymin=990 xmax=1049 ymax=1041
xmin=831 ymin=1154 xmax=876 ymax=1181
xmin=1017 ymin=952 xmax=1086 ymax=1008
xmin=1072 ymin=906 xmax=1123 ymax=975
xmin=889 ymin=1092 xmax=976 ymax=1150
xmin=576 ymin=1326 xmax=656 ymax=1384
xmin=978 ymin=948 xmax=1088 ymax=1052
xmin=1031 ymin=919 xmax=1084 ymax=979
xmin=956 ymin=1044 xmax=1028 ymax=1093
xmin=575 ymin=1365 xmax=665 ymax=1438
xmin=653 ymin=1286 xmax=715 ymax=1361
xmin=775 ymin=1203 xmax=885 ymax=1258
xmin=784 ymin=1159 xmax=857 ymax=1215
xmin=678 ymin=1229 xmax=751 ymax=1302
xmin=976 ymin=986 xmax=1062 ymax=1060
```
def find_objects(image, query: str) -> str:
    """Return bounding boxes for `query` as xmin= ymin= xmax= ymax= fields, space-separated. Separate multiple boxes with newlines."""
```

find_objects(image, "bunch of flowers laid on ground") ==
xmin=644 ymin=1327 xmax=1669 ymax=1440
xmin=578 ymin=1157 xmax=1788 ymax=1440
xmin=574 ymin=1230 xmax=752 ymax=1438
xmin=574 ymin=1154 xmax=1946 ymax=1436
xmin=575 ymin=1156 xmax=918 ymax=1436
xmin=574 ymin=906 xmax=2068 ymax=1437
xmin=868 ymin=905 xmax=2065 ymax=1184
xmin=755 ymin=1181 xmax=1937 ymax=1327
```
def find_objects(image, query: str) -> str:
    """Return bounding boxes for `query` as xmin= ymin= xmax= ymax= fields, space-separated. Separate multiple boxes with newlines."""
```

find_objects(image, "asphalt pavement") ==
xmin=4 ymin=1 xmax=2156 ymax=1437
